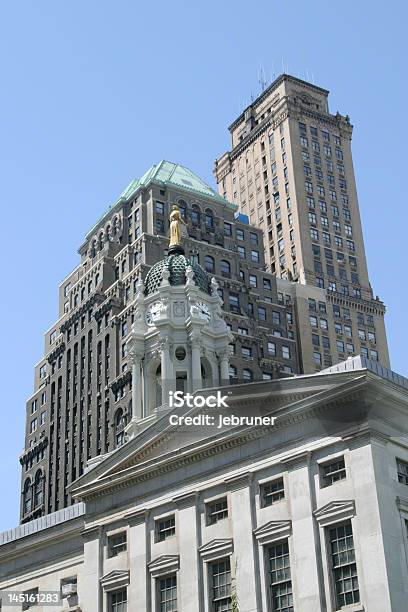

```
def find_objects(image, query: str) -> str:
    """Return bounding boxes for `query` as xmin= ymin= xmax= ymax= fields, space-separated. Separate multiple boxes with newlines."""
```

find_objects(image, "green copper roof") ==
xmin=86 ymin=161 xmax=234 ymax=238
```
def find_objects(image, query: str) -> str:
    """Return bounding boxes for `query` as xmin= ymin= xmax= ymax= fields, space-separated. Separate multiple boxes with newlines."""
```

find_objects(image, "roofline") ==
xmin=84 ymin=161 xmax=235 ymax=240
xmin=228 ymin=73 xmax=330 ymax=133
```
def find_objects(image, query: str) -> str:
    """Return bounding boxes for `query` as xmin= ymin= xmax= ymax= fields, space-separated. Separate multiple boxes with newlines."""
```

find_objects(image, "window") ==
xmin=263 ymin=278 xmax=272 ymax=291
xmin=237 ymin=246 xmax=246 ymax=259
xmin=321 ymin=457 xmax=346 ymax=486
xmin=236 ymin=228 xmax=244 ymax=240
xmin=310 ymin=228 xmax=319 ymax=240
xmin=31 ymin=399 xmax=37 ymax=414
xmin=243 ymin=368 xmax=253 ymax=381
xmin=242 ymin=346 xmax=252 ymax=358
xmin=108 ymin=532 xmax=127 ymax=557
xmin=22 ymin=588 xmax=39 ymax=611
xmin=238 ymin=327 xmax=248 ymax=336
xmin=312 ymin=334 xmax=320 ymax=347
xmin=397 ymin=458 xmax=408 ymax=485
xmin=221 ymin=260 xmax=231 ymax=277
xmin=224 ymin=222 xmax=232 ymax=237
xmin=109 ymin=588 xmax=127 ymax=612
xmin=250 ymin=231 xmax=258 ymax=244
xmin=204 ymin=255 xmax=215 ymax=273
xmin=249 ymin=274 xmax=257 ymax=287
xmin=156 ymin=515 xmax=175 ymax=542
xmin=210 ymin=558 xmax=231 ymax=612
xmin=258 ymin=307 xmax=266 ymax=322
xmin=337 ymin=340 xmax=344 ymax=353
xmin=268 ymin=541 xmax=294 ymax=612
xmin=251 ymin=250 xmax=260 ymax=263
xmin=229 ymin=294 xmax=240 ymax=313
xmin=39 ymin=364 xmax=47 ymax=379
xmin=328 ymin=522 xmax=360 ymax=608
xmin=158 ymin=575 xmax=177 ymax=612
xmin=30 ymin=418 xmax=37 ymax=433
xmin=260 ymin=477 xmax=284 ymax=506
xmin=272 ymin=311 xmax=281 ymax=325
xmin=207 ymin=497 xmax=228 ymax=525
xmin=282 ymin=346 xmax=290 ymax=360
xmin=310 ymin=315 xmax=318 ymax=328
xmin=156 ymin=201 xmax=165 ymax=214
xmin=40 ymin=411 xmax=46 ymax=426
xmin=268 ymin=342 xmax=276 ymax=356
xmin=205 ymin=210 xmax=214 ymax=229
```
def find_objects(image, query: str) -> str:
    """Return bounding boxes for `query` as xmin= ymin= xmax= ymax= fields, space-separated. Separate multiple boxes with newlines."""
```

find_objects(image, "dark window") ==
xmin=156 ymin=515 xmax=175 ymax=542
xmin=109 ymin=588 xmax=127 ymax=612
xmin=260 ymin=477 xmax=285 ymax=507
xmin=268 ymin=541 xmax=293 ymax=612
xmin=210 ymin=558 xmax=231 ymax=612
xmin=397 ymin=458 xmax=408 ymax=485
xmin=321 ymin=457 xmax=346 ymax=487
xmin=108 ymin=532 xmax=127 ymax=557
xmin=207 ymin=497 xmax=228 ymax=525
xmin=329 ymin=522 xmax=359 ymax=608
xmin=158 ymin=575 xmax=177 ymax=612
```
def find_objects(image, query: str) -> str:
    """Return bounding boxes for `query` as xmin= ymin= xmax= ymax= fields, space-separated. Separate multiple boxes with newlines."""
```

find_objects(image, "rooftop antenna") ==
xmin=258 ymin=64 xmax=267 ymax=92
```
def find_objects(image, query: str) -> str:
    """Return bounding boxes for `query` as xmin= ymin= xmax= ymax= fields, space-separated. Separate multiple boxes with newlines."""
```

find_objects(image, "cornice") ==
xmin=198 ymin=538 xmax=233 ymax=562
xmin=313 ymin=500 xmax=356 ymax=527
xmin=148 ymin=555 xmax=180 ymax=578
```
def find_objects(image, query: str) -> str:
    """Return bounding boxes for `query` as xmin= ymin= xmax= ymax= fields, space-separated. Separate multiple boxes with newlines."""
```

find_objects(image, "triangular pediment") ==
xmin=313 ymin=500 xmax=355 ymax=526
xmin=69 ymin=370 xmax=369 ymax=502
xmin=253 ymin=520 xmax=292 ymax=545
xmin=147 ymin=555 xmax=180 ymax=577
xmin=100 ymin=569 xmax=130 ymax=591
xmin=198 ymin=538 xmax=233 ymax=561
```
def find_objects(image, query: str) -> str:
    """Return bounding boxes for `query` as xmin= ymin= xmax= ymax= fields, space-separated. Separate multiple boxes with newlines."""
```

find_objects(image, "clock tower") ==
xmin=125 ymin=206 xmax=231 ymax=438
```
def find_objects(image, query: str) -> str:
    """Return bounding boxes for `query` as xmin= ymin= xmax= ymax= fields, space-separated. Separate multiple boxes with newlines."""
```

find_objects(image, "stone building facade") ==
xmin=214 ymin=74 xmax=389 ymax=373
xmin=2 ymin=358 xmax=408 ymax=612
xmin=20 ymin=161 xmax=300 ymax=524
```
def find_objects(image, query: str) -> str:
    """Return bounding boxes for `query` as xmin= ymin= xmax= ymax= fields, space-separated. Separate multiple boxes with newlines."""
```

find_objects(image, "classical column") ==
xmin=219 ymin=350 xmax=230 ymax=385
xmin=160 ymin=338 xmax=173 ymax=407
xmin=131 ymin=353 xmax=143 ymax=421
xmin=191 ymin=338 xmax=202 ymax=392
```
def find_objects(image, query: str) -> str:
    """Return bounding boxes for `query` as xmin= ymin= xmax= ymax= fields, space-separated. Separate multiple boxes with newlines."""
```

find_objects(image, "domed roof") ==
xmin=144 ymin=254 xmax=211 ymax=296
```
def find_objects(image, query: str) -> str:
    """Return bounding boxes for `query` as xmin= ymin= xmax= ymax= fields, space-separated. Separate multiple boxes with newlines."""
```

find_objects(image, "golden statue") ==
xmin=169 ymin=205 xmax=187 ymax=247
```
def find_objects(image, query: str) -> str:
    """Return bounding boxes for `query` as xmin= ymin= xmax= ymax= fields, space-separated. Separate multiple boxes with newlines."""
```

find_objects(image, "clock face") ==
xmin=145 ymin=301 xmax=162 ymax=326
xmin=196 ymin=301 xmax=211 ymax=323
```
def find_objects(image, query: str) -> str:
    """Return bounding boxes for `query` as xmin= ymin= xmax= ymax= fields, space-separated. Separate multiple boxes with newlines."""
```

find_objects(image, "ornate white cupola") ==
xmin=125 ymin=205 xmax=231 ymax=438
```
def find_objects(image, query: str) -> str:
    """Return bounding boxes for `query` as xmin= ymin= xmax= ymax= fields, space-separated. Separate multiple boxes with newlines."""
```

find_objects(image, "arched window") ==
xmin=115 ymin=408 xmax=126 ymax=447
xmin=229 ymin=365 xmax=237 ymax=380
xmin=204 ymin=255 xmax=215 ymax=273
xmin=34 ymin=470 xmax=44 ymax=507
xmin=91 ymin=239 xmax=97 ymax=258
xmin=113 ymin=216 xmax=119 ymax=235
xmin=205 ymin=209 xmax=214 ymax=230
xmin=243 ymin=368 xmax=253 ymax=382
xmin=23 ymin=478 xmax=32 ymax=514
xmin=178 ymin=199 xmax=187 ymax=220
xmin=221 ymin=260 xmax=231 ymax=277
xmin=98 ymin=231 xmax=104 ymax=250
xmin=191 ymin=205 xmax=201 ymax=226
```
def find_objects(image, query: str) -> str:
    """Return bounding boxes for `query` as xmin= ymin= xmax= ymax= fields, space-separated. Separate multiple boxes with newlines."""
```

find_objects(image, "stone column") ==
xmin=131 ymin=353 xmax=143 ymax=421
xmin=191 ymin=339 xmax=202 ymax=392
xmin=225 ymin=473 xmax=260 ymax=612
xmin=160 ymin=339 xmax=173 ymax=407
xmin=219 ymin=351 xmax=230 ymax=386
xmin=80 ymin=526 xmax=103 ymax=612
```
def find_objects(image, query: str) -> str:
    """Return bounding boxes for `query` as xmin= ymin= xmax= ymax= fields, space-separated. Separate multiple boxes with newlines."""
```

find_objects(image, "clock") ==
xmin=145 ymin=301 xmax=162 ymax=326
xmin=196 ymin=301 xmax=211 ymax=323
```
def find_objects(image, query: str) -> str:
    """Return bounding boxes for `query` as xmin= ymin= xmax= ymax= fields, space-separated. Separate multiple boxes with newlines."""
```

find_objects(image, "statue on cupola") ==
xmin=169 ymin=205 xmax=188 ymax=254
xmin=124 ymin=203 xmax=232 ymax=440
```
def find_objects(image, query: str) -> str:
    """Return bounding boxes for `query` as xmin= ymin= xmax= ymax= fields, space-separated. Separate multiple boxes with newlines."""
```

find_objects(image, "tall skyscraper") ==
xmin=215 ymin=74 xmax=389 ymax=373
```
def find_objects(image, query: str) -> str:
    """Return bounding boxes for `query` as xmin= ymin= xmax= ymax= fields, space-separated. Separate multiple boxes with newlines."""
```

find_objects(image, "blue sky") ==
xmin=0 ymin=1 xmax=406 ymax=530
